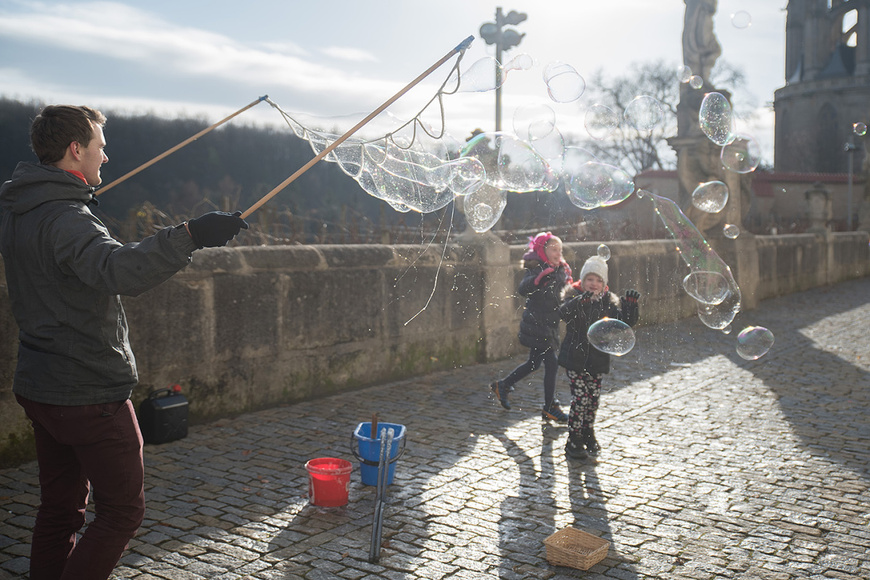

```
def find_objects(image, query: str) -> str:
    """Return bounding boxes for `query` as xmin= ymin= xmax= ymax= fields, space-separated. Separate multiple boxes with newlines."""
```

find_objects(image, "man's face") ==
xmin=77 ymin=123 xmax=108 ymax=186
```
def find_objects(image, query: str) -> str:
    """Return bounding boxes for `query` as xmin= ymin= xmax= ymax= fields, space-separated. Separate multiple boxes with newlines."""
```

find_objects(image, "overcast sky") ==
xmin=0 ymin=0 xmax=787 ymax=163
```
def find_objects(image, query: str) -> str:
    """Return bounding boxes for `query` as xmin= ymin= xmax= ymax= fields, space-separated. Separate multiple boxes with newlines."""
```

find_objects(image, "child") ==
xmin=558 ymin=255 xmax=640 ymax=460
xmin=490 ymin=232 xmax=572 ymax=423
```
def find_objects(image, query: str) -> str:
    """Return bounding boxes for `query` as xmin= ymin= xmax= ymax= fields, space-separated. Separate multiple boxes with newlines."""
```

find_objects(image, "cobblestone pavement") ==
xmin=1 ymin=277 xmax=869 ymax=579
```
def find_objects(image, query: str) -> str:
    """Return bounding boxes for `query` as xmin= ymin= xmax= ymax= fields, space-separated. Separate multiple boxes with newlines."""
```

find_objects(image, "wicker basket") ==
xmin=544 ymin=527 xmax=610 ymax=570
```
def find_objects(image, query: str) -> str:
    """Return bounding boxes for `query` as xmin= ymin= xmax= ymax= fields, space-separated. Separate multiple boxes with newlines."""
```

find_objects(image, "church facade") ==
xmin=774 ymin=0 xmax=870 ymax=173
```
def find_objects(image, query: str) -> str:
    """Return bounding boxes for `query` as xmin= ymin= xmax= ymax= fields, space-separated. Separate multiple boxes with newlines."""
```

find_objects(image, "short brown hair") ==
xmin=30 ymin=105 xmax=107 ymax=165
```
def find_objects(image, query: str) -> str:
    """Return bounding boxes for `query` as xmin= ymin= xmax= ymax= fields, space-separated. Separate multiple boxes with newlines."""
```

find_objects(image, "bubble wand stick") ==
xmin=95 ymin=95 xmax=269 ymax=196
xmin=240 ymin=35 xmax=475 ymax=220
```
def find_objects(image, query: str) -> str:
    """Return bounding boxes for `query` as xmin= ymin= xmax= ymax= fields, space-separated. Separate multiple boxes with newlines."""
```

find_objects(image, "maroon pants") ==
xmin=16 ymin=395 xmax=146 ymax=580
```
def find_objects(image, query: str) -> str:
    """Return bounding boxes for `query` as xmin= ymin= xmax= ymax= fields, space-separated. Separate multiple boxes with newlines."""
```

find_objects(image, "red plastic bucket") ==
xmin=304 ymin=457 xmax=352 ymax=507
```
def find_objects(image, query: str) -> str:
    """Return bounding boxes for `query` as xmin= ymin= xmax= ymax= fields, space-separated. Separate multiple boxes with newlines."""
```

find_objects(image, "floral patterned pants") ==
xmin=566 ymin=369 xmax=602 ymax=436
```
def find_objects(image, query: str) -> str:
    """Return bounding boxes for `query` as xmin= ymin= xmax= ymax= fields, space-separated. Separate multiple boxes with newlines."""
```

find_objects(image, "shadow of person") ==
xmin=564 ymin=459 xmax=639 ymax=578
xmin=491 ymin=423 xmax=559 ymax=577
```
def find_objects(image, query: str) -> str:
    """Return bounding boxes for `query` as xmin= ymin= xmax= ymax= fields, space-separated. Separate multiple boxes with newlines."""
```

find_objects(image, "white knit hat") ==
xmin=579 ymin=256 xmax=608 ymax=286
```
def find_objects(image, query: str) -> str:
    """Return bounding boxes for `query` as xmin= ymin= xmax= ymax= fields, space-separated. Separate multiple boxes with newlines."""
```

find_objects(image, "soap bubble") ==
xmin=513 ymin=104 xmax=556 ymax=142
xmin=699 ymin=92 xmax=733 ymax=146
xmin=643 ymin=190 xmax=742 ymax=329
xmin=597 ymin=244 xmax=611 ymax=261
xmin=624 ymin=95 xmax=664 ymax=132
xmin=444 ymin=157 xmax=486 ymax=195
xmin=463 ymin=184 xmax=506 ymax=233
xmin=723 ymin=224 xmax=740 ymax=239
xmin=587 ymin=318 xmax=636 ymax=356
xmin=565 ymin=161 xmax=634 ymax=210
xmin=543 ymin=61 xmax=586 ymax=103
xmin=731 ymin=11 xmax=752 ymax=29
xmin=691 ymin=180 xmax=729 ymax=213
xmin=698 ymin=291 xmax=741 ymax=330
xmin=736 ymin=326 xmax=774 ymax=360
xmin=458 ymin=55 xmax=532 ymax=93
xmin=853 ymin=122 xmax=867 ymax=137
xmin=682 ymin=271 xmax=730 ymax=305
xmin=461 ymin=131 xmax=557 ymax=193
xmin=585 ymin=104 xmax=620 ymax=140
xmin=721 ymin=134 xmax=761 ymax=174
xmin=689 ymin=75 xmax=704 ymax=89
xmin=678 ymin=65 xmax=693 ymax=83
xmin=472 ymin=203 xmax=493 ymax=223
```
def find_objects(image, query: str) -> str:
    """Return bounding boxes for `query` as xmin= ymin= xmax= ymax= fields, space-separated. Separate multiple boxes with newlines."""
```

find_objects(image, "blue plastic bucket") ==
xmin=352 ymin=422 xmax=406 ymax=486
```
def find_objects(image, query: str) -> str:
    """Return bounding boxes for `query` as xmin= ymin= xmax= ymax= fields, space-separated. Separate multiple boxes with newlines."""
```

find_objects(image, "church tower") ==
xmin=774 ymin=0 xmax=870 ymax=173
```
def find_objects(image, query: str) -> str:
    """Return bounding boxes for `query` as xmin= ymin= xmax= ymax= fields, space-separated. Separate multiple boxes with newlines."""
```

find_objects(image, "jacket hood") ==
xmin=0 ymin=162 xmax=95 ymax=214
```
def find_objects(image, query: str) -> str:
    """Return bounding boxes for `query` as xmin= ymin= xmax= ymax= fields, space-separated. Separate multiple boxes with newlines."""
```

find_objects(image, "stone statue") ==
xmin=683 ymin=0 xmax=722 ymax=81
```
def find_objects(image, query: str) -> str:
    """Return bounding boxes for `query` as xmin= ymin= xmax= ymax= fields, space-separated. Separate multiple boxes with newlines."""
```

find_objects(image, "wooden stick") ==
xmin=240 ymin=36 xmax=474 ymax=219
xmin=95 ymin=96 xmax=269 ymax=196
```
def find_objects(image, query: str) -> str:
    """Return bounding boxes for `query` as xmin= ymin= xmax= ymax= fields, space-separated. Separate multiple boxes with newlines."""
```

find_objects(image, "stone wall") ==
xmin=1 ymin=232 xmax=868 ymax=466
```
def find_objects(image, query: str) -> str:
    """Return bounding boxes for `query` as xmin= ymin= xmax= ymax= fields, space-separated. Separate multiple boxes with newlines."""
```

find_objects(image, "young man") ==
xmin=0 ymin=105 xmax=248 ymax=580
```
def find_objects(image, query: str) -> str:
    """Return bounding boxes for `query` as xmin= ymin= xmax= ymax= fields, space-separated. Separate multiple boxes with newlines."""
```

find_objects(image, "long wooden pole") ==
xmin=240 ymin=36 xmax=474 ymax=219
xmin=96 ymin=95 xmax=269 ymax=196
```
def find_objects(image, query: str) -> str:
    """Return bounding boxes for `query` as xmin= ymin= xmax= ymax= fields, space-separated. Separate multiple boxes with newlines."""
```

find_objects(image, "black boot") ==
xmin=565 ymin=433 xmax=588 ymax=461
xmin=582 ymin=426 xmax=600 ymax=456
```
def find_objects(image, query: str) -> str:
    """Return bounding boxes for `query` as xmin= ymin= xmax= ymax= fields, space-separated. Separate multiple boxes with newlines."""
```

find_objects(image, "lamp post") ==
xmin=479 ymin=7 xmax=527 ymax=132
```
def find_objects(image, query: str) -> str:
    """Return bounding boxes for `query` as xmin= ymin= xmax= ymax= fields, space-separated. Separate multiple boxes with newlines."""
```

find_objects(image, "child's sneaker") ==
xmin=565 ymin=434 xmax=588 ymax=460
xmin=489 ymin=381 xmax=511 ymax=410
xmin=542 ymin=401 xmax=568 ymax=424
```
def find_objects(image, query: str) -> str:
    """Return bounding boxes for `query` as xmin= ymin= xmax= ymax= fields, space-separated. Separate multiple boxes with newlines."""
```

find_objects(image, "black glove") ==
xmin=187 ymin=211 xmax=249 ymax=248
xmin=624 ymin=289 xmax=640 ymax=304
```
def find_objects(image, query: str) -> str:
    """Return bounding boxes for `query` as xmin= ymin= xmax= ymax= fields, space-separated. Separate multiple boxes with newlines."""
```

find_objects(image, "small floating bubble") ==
xmin=853 ymin=122 xmax=867 ymax=137
xmin=542 ymin=61 xmax=586 ymax=103
xmin=723 ymin=224 xmax=740 ymax=239
xmin=678 ymin=65 xmax=693 ymax=83
xmin=731 ymin=11 xmax=752 ymax=29
xmin=597 ymin=244 xmax=611 ymax=261
xmin=736 ymin=326 xmax=774 ymax=360
xmin=692 ymin=181 xmax=729 ymax=213
xmin=585 ymin=104 xmax=620 ymax=140
xmin=689 ymin=75 xmax=704 ymax=90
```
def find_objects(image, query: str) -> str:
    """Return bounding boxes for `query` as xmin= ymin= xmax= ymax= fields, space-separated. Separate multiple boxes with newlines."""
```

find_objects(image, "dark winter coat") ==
xmin=0 ymin=162 xmax=198 ymax=406
xmin=558 ymin=287 xmax=639 ymax=375
xmin=517 ymin=259 xmax=571 ymax=350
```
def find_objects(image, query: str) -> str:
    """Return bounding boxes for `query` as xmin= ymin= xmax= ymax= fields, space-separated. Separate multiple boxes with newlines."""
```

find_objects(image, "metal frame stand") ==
xmin=368 ymin=427 xmax=394 ymax=563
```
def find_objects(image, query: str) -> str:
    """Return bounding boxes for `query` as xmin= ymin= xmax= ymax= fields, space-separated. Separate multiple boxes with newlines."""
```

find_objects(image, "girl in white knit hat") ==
xmin=558 ymin=254 xmax=640 ymax=461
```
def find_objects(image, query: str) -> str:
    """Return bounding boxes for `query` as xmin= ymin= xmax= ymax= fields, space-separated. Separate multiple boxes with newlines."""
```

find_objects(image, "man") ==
xmin=0 ymin=105 xmax=248 ymax=580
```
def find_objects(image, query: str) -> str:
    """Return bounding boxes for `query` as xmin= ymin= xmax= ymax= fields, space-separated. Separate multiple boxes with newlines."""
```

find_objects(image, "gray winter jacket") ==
xmin=0 ymin=162 xmax=198 ymax=405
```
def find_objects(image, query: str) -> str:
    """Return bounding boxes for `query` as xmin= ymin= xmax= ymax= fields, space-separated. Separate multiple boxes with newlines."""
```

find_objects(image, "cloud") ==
xmin=0 ymin=1 xmax=395 ymax=101
xmin=320 ymin=46 xmax=378 ymax=63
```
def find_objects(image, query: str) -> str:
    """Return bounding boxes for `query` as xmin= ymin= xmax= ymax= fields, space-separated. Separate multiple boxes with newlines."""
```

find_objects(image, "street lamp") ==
xmin=844 ymin=139 xmax=860 ymax=231
xmin=479 ymin=7 xmax=527 ymax=132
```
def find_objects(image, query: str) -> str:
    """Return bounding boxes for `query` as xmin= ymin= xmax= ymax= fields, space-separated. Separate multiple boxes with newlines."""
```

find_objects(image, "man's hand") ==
xmin=186 ymin=211 xmax=249 ymax=248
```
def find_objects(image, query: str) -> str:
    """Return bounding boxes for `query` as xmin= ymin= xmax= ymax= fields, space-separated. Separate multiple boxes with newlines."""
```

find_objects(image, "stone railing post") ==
xmin=457 ymin=230 xmax=516 ymax=362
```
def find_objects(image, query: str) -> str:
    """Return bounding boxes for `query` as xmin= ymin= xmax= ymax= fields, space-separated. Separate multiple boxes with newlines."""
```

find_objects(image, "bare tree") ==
xmin=575 ymin=59 xmax=747 ymax=176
